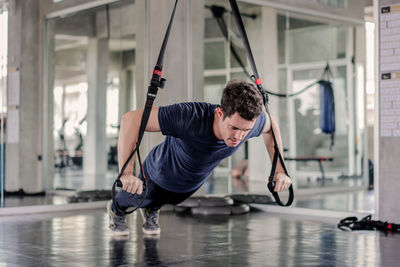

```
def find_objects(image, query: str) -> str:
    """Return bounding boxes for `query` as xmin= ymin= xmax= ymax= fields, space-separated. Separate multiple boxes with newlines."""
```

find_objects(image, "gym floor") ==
xmin=1 ymin=207 xmax=398 ymax=266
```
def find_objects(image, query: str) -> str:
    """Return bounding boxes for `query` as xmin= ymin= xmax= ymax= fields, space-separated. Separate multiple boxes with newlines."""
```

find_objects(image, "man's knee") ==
xmin=115 ymin=190 xmax=139 ymax=208
xmin=232 ymin=169 xmax=241 ymax=177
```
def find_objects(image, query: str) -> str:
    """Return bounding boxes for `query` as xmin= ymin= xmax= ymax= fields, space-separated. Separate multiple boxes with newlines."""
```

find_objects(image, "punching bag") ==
xmin=319 ymin=80 xmax=335 ymax=148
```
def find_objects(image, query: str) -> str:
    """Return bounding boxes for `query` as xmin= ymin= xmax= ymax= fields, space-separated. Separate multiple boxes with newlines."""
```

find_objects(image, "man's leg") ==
xmin=108 ymin=177 xmax=159 ymax=236
xmin=109 ymin=176 xmax=199 ymax=236
xmin=107 ymin=199 xmax=130 ymax=236
xmin=232 ymin=159 xmax=249 ymax=192
xmin=139 ymin=208 xmax=161 ymax=235
xmin=139 ymin=185 xmax=198 ymax=235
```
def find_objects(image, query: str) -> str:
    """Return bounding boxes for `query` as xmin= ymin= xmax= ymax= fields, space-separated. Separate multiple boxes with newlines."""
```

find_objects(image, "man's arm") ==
xmin=117 ymin=107 xmax=161 ymax=194
xmin=262 ymin=112 xmax=292 ymax=192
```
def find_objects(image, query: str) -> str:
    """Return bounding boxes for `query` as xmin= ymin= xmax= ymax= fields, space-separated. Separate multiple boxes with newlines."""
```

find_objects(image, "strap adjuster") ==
xmin=147 ymin=92 xmax=157 ymax=99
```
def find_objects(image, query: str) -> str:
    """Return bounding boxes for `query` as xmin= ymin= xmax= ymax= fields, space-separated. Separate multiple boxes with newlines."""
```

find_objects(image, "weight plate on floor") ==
xmin=231 ymin=204 xmax=250 ymax=215
xmin=177 ymin=196 xmax=203 ymax=208
xmin=199 ymin=196 xmax=234 ymax=207
xmin=229 ymin=194 xmax=272 ymax=204
xmin=191 ymin=206 xmax=231 ymax=216
xmin=174 ymin=206 xmax=191 ymax=213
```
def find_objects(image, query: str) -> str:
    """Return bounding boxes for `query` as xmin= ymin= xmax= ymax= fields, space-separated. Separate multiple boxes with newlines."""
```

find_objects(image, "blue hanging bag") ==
xmin=318 ymin=64 xmax=335 ymax=148
xmin=319 ymin=79 xmax=335 ymax=148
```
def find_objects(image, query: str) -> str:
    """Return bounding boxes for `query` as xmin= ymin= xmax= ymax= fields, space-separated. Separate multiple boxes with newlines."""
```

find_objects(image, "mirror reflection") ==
xmin=51 ymin=1 xmax=135 ymax=200
xmin=1 ymin=0 xmax=374 ymax=217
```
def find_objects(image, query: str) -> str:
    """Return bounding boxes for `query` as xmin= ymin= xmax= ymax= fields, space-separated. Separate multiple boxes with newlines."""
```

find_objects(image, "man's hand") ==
xmin=273 ymin=172 xmax=291 ymax=192
xmin=120 ymin=173 xmax=143 ymax=194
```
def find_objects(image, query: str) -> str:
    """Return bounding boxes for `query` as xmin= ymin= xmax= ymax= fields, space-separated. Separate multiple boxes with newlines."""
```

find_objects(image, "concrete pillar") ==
xmin=247 ymin=7 xmax=279 ymax=192
xmin=42 ymin=19 xmax=55 ymax=190
xmin=377 ymin=1 xmax=400 ymax=265
xmin=134 ymin=0 xmax=204 ymax=158
xmin=377 ymin=0 xmax=400 ymax=223
xmin=6 ymin=0 xmax=42 ymax=193
xmin=354 ymin=24 xmax=367 ymax=179
xmin=118 ymin=70 xmax=132 ymax=121
xmin=83 ymin=38 xmax=108 ymax=188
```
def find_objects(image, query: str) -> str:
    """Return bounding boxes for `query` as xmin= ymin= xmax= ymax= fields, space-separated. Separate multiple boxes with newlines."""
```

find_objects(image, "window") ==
xmin=0 ymin=7 xmax=7 ymax=114
xmin=203 ymin=6 xmax=249 ymax=103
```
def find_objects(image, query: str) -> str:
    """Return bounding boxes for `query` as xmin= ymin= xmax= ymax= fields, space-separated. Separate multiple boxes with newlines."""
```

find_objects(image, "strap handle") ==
xmin=229 ymin=0 xmax=293 ymax=206
xmin=112 ymin=0 xmax=179 ymax=215
xmin=265 ymin=110 xmax=294 ymax=206
xmin=266 ymin=112 xmax=294 ymax=206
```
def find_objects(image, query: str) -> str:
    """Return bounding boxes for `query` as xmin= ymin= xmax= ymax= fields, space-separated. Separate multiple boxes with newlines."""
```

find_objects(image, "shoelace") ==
xmin=114 ymin=214 xmax=126 ymax=224
xmin=146 ymin=210 xmax=158 ymax=225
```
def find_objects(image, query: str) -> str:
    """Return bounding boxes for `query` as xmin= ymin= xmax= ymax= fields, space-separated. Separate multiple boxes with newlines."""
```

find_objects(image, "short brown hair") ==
xmin=220 ymin=80 xmax=263 ymax=120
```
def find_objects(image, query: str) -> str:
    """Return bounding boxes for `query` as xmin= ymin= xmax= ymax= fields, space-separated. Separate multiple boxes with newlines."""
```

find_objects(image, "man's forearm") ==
xmin=263 ymin=116 xmax=286 ymax=174
xmin=118 ymin=110 xmax=141 ymax=175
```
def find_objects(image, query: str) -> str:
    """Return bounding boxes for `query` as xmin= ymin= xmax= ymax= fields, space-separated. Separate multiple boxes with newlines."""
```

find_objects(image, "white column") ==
xmin=248 ymin=7 xmax=279 ymax=192
xmin=134 ymin=0 xmax=204 ymax=159
xmin=118 ymin=70 xmax=134 ymax=121
xmin=377 ymin=0 xmax=400 ymax=223
xmin=6 ymin=0 xmax=42 ymax=193
xmin=83 ymin=38 xmax=108 ymax=188
xmin=346 ymin=27 xmax=355 ymax=175
xmin=42 ymin=19 xmax=55 ymax=190
xmin=354 ymin=24 xmax=367 ymax=178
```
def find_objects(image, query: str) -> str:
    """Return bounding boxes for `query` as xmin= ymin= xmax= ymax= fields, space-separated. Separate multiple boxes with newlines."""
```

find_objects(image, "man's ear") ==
xmin=216 ymin=107 xmax=224 ymax=118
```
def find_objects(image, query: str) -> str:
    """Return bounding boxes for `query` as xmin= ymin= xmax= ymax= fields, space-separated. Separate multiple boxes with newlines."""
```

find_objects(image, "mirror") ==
xmin=3 ymin=0 xmax=373 ymax=216
xmin=44 ymin=0 xmax=135 ymax=206
xmin=202 ymin=0 xmax=373 ymax=215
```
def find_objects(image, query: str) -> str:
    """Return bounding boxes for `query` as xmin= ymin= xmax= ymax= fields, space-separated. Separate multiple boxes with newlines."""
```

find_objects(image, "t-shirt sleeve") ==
xmin=158 ymin=103 xmax=196 ymax=138
xmin=252 ymin=111 xmax=267 ymax=137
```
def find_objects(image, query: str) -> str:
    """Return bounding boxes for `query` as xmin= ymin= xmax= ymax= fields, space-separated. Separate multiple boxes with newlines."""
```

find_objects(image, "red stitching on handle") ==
xmin=153 ymin=70 xmax=162 ymax=76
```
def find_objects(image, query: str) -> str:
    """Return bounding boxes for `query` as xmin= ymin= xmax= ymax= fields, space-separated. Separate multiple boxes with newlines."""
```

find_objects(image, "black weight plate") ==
xmin=231 ymin=204 xmax=250 ymax=215
xmin=191 ymin=206 xmax=231 ymax=216
xmin=199 ymin=196 xmax=234 ymax=207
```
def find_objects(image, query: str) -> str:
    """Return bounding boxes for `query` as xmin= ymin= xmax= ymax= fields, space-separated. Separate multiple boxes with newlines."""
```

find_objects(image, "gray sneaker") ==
xmin=140 ymin=208 xmax=161 ymax=235
xmin=107 ymin=200 xmax=129 ymax=236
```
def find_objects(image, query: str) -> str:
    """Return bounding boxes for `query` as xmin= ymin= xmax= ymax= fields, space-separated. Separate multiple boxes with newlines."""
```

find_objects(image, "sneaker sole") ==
xmin=111 ymin=230 xmax=130 ymax=236
xmin=142 ymin=227 xmax=161 ymax=235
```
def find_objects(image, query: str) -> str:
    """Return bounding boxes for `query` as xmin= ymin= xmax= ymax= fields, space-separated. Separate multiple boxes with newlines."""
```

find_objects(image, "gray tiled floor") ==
xmin=294 ymin=189 xmax=375 ymax=213
xmin=1 ymin=208 xmax=399 ymax=266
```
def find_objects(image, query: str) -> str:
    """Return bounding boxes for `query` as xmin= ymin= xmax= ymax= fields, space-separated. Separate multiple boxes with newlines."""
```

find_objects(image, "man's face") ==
xmin=217 ymin=109 xmax=256 ymax=147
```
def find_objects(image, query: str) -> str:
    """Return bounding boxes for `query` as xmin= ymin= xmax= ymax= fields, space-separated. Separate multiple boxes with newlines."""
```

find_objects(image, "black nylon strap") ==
xmin=229 ymin=0 xmax=260 ymax=81
xmin=209 ymin=5 xmax=319 ymax=98
xmin=229 ymin=0 xmax=293 ymax=206
xmin=266 ymin=112 xmax=294 ymax=206
xmin=209 ymin=5 xmax=252 ymax=79
xmin=338 ymin=215 xmax=400 ymax=232
xmin=112 ymin=0 xmax=179 ymax=215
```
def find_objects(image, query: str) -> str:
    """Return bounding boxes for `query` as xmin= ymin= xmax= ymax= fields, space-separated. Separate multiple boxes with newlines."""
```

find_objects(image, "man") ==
xmin=107 ymin=80 xmax=291 ymax=236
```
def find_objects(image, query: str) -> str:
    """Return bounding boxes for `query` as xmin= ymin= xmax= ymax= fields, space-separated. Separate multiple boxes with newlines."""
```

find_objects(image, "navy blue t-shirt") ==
xmin=142 ymin=102 xmax=266 ymax=193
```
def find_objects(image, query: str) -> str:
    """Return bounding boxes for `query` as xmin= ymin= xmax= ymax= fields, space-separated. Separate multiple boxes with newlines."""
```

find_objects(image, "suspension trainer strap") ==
xmin=229 ymin=0 xmax=293 ymax=206
xmin=338 ymin=215 xmax=400 ymax=232
xmin=266 ymin=113 xmax=294 ymax=206
xmin=209 ymin=5 xmax=320 ymax=98
xmin=112 ymin=0 xmax=179 ymax=215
